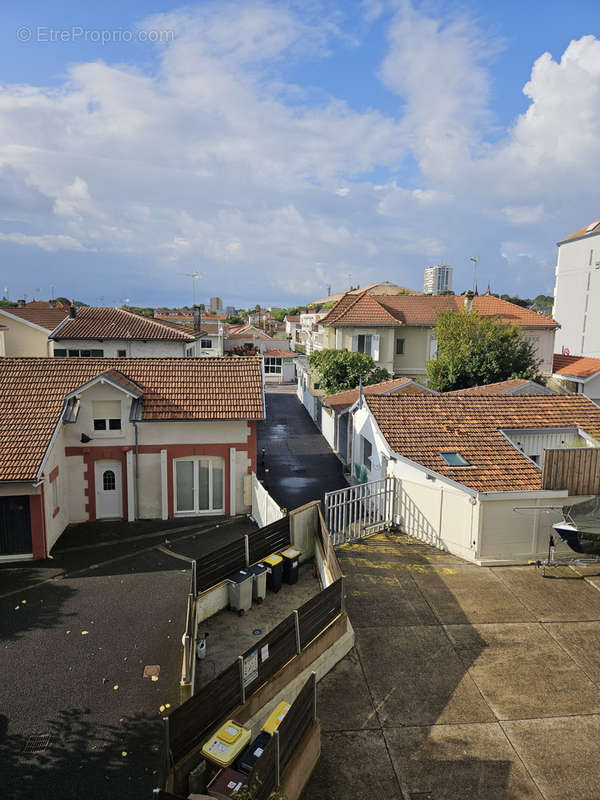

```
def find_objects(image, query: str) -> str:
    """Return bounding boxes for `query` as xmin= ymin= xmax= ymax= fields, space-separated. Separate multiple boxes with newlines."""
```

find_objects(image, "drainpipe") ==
xmin=133 ymin=421 xmax=140 ymax=520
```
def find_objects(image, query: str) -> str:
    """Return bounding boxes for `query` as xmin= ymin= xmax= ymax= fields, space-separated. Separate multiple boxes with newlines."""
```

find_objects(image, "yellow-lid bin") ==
xmin=262 ymin=702 xmax=291 ymax=735
xmin=281 ymin=548 xmax=300 ymax=559
xmin=264 ymin=553 xmax=283 ymax=566
xmin=202 ymin=720 xmax=251 ymax=767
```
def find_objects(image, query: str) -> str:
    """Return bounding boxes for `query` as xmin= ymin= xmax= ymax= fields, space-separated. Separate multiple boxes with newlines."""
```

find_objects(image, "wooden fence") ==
xmin=543 ymin=447 xmax=600 ymax=496
xmin=167 ymin=578 xmax=342 ymax=765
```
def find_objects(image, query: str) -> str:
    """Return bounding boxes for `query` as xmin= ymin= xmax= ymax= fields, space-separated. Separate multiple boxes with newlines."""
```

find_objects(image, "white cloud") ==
xmin=0 ymin=1 xmax=600 ymax=304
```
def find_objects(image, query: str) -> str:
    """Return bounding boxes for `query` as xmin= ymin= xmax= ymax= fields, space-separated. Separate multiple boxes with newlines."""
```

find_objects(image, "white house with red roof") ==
xmin=0 ymin=304 xmax=69 ymax=356
xmin=349 ymin=392 xmax=600 ymax=564
xmin=552 ymin=354 xmax=600 ymax=405
xmin=310 ymin=291 xmax=557 ymax=379
xmin=0 ymin=357 xmax=263 ymax=562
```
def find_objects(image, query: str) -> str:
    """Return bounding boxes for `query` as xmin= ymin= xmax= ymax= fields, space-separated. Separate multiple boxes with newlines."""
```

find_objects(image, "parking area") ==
xmin=304 ymin=531 xmax=600 ymax=800
xmin=0 ymin=515 xmax=255 ymax=800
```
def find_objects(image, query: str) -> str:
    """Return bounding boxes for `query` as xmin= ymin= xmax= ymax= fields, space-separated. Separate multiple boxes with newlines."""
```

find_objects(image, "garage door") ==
xmin=0 ymin=496 xmax=32 ymax=555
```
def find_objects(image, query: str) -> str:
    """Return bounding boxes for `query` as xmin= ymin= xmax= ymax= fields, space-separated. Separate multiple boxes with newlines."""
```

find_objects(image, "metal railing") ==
xmin=325 ymin=476 xmax=395 ymax=546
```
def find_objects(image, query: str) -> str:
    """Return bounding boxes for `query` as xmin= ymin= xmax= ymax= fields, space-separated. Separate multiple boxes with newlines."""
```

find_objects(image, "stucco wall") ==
xmin=320 ymin=405 xmax=336 ymax=452
xmin=53 ymin=339 xmax=187 ymax=357
xmin=554 ymin=233 xmax=600 ymax=357
xmin=0 ymin=314 xmax=51 ymax=357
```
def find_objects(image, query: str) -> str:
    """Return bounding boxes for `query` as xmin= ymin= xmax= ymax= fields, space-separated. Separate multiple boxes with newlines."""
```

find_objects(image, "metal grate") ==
xmin=22 ymin=734 xmax=51 ymax=754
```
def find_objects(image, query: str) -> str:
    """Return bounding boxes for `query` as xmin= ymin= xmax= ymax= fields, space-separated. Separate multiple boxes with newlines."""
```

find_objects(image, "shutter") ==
xmin=371 ymin=335 xmax=380 ymax=361
xmin=93 ymin=400 xmax=121 ymax=419
xmin=351 ymin=335 xmax=358 ymax=352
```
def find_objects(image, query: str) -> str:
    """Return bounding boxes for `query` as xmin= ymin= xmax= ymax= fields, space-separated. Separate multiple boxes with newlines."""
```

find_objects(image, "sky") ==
xmin=1 ymin=0 xmax=600 ymax=309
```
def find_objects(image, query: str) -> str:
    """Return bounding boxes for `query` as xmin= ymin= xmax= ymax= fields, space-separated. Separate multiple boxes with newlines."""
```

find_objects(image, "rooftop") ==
xmin=444 ymin=378 xmax=555 ymax=396
xmin=320 ymin=292 xmax=558 ymax=329
xmin=0 ymin=356 xmax=264 ymax=482
xmin=324 ymin=377 xmax=435 ymax=413
xmin=0 ymin=306 xmax=69 ymax=331
xmin=49 ymin=307 xmax=200 ymax=341
xmin=311 ymin=281 xmax=422 ymax=306
xmin=558 ymin=218 xmax=600 ymax=244
xmin=553 ymin=353 xmax=600 ymax=379
xmin=365 ymin=394 xmax=600 ymax=492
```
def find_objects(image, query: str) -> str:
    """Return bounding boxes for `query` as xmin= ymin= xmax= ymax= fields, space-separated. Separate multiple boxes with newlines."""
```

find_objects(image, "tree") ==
xmin=438 ymin=289 xmax=455 ymax=296
xmin=426 ymin=310 xmax=543 ymax=392
xmin=308 ymin=349 xmax=391 ymax=394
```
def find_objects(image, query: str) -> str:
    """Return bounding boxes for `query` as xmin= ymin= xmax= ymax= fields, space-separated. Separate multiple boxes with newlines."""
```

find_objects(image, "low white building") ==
xmin=0 ymin=356 xmax=263 ymax=562
xmin=50 ymin=305 xmax=207 ymax=357
xmin=350 ymin=393 xmax=600 ymax=565
xmin=552 ymin=354 xmax=600 ymax=405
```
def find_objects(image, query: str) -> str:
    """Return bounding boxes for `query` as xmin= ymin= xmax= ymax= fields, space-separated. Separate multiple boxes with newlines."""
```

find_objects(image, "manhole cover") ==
xmin=22 ymin=734 xmax=51 ymax=754
xmin=252 ymin=628 xmax=262 ymax=636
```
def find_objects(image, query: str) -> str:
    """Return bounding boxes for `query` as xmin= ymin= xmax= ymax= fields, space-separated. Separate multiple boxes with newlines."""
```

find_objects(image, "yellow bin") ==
xmin=262 ymin=701 xmax=291 ymax=736
xmin=264 ymin=553 xmax=283 ymax=593
xmin=202 ymin=720 xmax=251 ymax=767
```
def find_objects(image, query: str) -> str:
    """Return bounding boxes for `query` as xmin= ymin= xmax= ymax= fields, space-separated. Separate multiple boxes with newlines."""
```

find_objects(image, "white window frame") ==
xmin=200 ymin=339 xmax=213 ymax=349
xmin=173 ymin=456 xmax=225 ymax=515
xmin=264 ymin=357 xmax=282 ymax=375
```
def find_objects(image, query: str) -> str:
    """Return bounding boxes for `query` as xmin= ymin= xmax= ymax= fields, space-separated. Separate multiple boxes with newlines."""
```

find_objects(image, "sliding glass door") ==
xmin=174 ymin=457 xmax=225 ymax=514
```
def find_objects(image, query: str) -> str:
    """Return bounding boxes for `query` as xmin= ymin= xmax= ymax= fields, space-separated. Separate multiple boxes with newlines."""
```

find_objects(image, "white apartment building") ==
xmin=554 ymin=219 xmax=600 ymax=357
xmin=424 ymin=264 xmax=453 ymax=295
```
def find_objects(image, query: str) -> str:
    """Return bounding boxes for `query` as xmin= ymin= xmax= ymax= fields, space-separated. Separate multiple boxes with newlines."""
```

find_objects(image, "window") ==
xmin=530 ymin=454 xmax=540 ymax=465
xmin=264 ymin=357 xmax=282 ymax=375
xmin=117 ymin=349 xmax=127 ymax=358
xmin=185 ymin=347 xmax=194 ymax=357
xmin=103 ymin=470 xmax=116 ymax=491
xmin=357 ymin=334 xmax=371 ymax=354
xmin=361 ymin=436 xmax=372 ymax=469
xmin=60 ymin=348 xmax=104 ymax=358
xmin=174 ymin=457 xmax=225 ymax=514
xmin=200 ymin=339 xmax=213 ymax=349
xmin=440 ymin=452 xmax=470 ymax=466
xmin=93 ymin=400 xmax=121 ymax=433
xmin=396 ymin=338 xmax=405 ymax=355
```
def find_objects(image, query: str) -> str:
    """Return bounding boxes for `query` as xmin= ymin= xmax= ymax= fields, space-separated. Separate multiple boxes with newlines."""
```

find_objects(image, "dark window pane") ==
xmin=54 ymin=349 xmax=67 ymax=357
xmin=108 ymin=419 xmax=121 ymax=430
xmin=94 ymin=419 xmax=107 ymax=431
xmin=90 ymin=350 xmax=104 ymax=357
xmin=117 ymin=350 xmax=126 ymax=358
xmin=80 ymin=350 xmax=91 ymax=357
xmin=68 ymin=350 xmax=80 ymax=357
xmin=103 ymin=470 xmax=116 ymax=491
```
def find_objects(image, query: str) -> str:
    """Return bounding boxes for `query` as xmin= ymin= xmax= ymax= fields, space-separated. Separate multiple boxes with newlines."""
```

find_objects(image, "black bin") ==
xmin=264 ymin=553 xmax=283 ymax=593
xmin=234 ymin=731 xmax=271 ymax=775
xmin=281 ymin=547 xmax=301 ymax=585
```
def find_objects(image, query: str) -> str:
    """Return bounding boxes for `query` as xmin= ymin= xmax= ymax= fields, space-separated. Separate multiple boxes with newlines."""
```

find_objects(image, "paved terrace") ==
xmin=304 ymin=531 xmax=600 ymax=800
xmin=0 ymin=515 xmax=255 ymax=800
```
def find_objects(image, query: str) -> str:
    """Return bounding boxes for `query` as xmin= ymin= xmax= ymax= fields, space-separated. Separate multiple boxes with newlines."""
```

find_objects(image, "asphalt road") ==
xmin=258 ymin=386 xmax=347 ymax=510
xmin=0 ymin=516 xmax=254 ymax=800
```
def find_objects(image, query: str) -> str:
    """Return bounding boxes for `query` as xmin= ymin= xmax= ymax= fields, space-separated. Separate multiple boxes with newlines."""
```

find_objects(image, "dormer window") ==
xmin=440 ymin=452 xmax=470 ymax=466
xmin=93 ymin=400 xmax=121 ymax=432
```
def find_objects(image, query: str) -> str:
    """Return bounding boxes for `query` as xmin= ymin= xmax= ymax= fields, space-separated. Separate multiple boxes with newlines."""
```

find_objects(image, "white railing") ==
xmin=325 ymin=476 xmax=396 ymax=546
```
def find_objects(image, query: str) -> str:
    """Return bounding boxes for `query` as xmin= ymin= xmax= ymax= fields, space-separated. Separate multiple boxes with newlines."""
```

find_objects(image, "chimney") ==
xmin=17 ymin=298 xmax=25 ymax=307
xmin=193 ymin=304 xmax=201 ymax=331
xmin=463 ymin=291 xmax=474 ymax=313
xmin=69 ymin=299 xmax=77 ymax=319
xmin=49 ymin=299 xmax=56 ymax=308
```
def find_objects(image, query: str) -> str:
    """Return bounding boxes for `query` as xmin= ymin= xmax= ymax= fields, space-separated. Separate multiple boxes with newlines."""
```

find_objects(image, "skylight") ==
xmin=586 ymin=220 xmax=600 ymax=232
xmin=440 ymin=452 xmax=470 ymax=466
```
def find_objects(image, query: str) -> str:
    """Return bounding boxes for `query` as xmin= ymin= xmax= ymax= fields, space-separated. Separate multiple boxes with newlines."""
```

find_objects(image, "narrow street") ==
xmin=258 ymin=385 xmax=348 ymax=510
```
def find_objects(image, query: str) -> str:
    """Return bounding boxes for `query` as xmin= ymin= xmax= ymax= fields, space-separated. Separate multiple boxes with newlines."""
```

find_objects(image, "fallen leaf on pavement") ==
xmin=121 ymin=751 xmax=127 ymax=757
xmin=113 ymin=685 xmax=119 ymax=691
xmin=81 ymin=631 xmax=89 ymax=635
xmin=151 ymin=675 xmax=158 ymax=682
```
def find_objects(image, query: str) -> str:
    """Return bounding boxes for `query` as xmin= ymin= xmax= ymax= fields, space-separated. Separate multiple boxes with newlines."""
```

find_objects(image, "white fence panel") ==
xmin=325 ymin=477 xmax=395 ymax=546
xmin=252 ymin=472 xmax=285 ymax=528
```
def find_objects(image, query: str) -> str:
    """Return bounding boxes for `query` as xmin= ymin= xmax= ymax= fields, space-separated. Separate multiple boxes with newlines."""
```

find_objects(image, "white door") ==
xmin=95 ymin=460 xmax=123 ymax=519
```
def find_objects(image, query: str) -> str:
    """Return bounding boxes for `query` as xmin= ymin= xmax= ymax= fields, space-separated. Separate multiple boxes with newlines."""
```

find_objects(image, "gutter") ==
xmin=133 ymin=421 xmax=140 ymax=520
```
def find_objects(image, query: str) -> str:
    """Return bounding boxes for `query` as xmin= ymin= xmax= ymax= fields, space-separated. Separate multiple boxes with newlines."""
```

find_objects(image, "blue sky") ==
xmin=1 ymin=0 xmax=599 ymax=308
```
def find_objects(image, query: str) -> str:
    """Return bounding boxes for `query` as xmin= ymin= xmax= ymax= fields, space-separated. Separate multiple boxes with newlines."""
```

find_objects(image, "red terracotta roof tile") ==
xmin=0 ymin=357 xmax=263 ymax=482
xmin=444 ymin=379 xmax=551 ymax=396
xmin=366 ymin=394 xmax=600 ymax=493
xmin=50 ymin=307 xmax=199 ymax=341
xmin=553 ymin=354 xmax=600 ymax=379
xmin=324 ymin=377 xmax=434 ymax=413
xmin=0 ymin=307 xmax=69 ymax=331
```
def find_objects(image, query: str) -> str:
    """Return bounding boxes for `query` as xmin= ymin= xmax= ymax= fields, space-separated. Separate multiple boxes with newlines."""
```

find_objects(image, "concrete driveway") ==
xmin=259 ymin=385 xmax=347 ymax=509
xmin=0 ymin=515 xmax=254 ymax=800
xmin=304 ymin=531 xmax=600 ymax=800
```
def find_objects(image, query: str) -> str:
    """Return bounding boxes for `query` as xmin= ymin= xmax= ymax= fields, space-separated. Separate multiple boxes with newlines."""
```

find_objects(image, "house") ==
xmin=321 ymin=378 xmax=437 ymax=464
xmin=0 ymin=356 xmax=263 ymax=562
xmin=552 ymin=354 xmax=600 ymax=404
xmin=49 ymin=305 xmax=209 ymax=357
xmin=225 ymin=324 xmax=276 ymax=353
xmin=311 ymin=291 xmax=557 ymax=379
xmin=262 ymin=348 xmax=298 ymax=384
xmin=297 ymin=310 xmax=328 ymax=354
xmin=444 ymin=378 xmax=556 ymax=396
xmin=284 ymin=315 xmax=300 ymax=339
xmin=0 ymin=305 xmax=68 ymax=356
xmin=350 ymin=393 xmax=600 ymax=564
xmin=247 ymin=309 xmax=273 ymax=327
xmin=553 ymin=218 xmax=600 ymax=357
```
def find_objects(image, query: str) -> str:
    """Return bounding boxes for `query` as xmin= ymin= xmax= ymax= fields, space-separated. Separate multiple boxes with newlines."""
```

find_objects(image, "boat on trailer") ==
xmin=553 ymin=497 xmax=600 ymax=556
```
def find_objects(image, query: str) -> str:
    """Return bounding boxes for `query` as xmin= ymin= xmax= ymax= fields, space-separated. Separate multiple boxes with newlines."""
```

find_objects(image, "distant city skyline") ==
xmin=1 ymin=1 xmax=599 ymax=307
